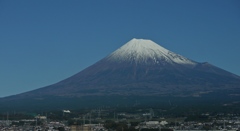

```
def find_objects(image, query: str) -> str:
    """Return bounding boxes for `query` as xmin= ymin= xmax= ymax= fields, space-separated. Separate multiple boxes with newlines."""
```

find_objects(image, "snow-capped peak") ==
xmin=106 ymin=38 xmax=196 ymax=66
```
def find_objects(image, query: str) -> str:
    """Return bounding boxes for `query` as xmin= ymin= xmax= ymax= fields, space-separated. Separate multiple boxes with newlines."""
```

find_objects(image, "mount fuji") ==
xmin=1 ymin=38 xmax=240 ymax=111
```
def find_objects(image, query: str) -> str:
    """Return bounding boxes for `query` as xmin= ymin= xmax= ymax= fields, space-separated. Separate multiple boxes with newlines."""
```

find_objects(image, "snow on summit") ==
xmin=107 ymin=38 xmax=196 ymax=65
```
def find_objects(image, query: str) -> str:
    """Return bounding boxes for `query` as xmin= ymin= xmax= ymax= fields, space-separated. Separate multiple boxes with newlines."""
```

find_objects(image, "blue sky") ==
xmin=0 ymin=0 xmax=240 ymax=97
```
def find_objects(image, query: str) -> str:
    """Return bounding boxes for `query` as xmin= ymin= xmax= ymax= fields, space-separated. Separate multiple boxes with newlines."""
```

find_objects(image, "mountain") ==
xmin=1 ymin=38 xmax=240 ymax=111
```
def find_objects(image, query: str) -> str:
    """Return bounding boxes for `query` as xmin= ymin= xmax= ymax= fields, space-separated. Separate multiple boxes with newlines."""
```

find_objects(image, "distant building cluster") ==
xmin=1 ymin=108 xmax=240 ymax=131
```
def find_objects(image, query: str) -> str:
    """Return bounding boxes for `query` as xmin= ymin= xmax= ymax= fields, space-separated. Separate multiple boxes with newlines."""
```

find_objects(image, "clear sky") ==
xmin=0 ymin=0 xmax=240 ymax=97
